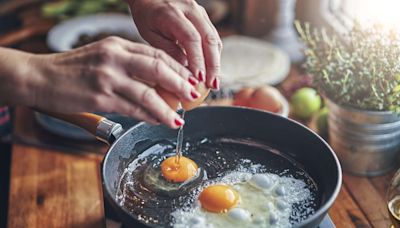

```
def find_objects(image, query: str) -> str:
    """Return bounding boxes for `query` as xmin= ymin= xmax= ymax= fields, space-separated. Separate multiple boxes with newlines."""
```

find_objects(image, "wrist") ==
xmin=23 ymin=54 xmax=48 ymax=107
xmin=0 ymin=48 xmax=46 ymax=107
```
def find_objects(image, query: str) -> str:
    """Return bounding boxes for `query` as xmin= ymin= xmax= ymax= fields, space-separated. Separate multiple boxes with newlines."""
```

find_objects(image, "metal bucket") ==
xmin=326 ymin=99 xmax=400 ymax=176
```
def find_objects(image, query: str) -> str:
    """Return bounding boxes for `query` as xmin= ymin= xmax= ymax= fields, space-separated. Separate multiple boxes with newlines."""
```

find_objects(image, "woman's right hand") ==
xmin=27 ymin=37 xmax=201 ymax=128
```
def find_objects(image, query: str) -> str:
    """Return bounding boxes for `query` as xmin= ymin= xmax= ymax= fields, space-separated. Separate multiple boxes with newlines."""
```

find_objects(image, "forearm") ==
xmin=0 ymin=47 xmax=38 ymax=106
xmin=0 ymin=36 xmax=196 ymax=128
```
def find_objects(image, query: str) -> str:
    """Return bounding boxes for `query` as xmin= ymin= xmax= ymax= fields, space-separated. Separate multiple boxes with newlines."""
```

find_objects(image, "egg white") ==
xmin=171 ymin=171 xmax=313 ymax=228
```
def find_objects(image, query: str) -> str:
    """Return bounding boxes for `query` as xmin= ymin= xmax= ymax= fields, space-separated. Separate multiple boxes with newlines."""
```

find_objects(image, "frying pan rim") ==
xmin=102 ymin=106 xmax=342 ymax=227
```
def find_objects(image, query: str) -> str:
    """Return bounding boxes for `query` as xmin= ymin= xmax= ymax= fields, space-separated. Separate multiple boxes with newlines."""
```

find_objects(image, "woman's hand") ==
xmin=6 ymin=37 xmax=201 ymax=128
xmin=128 ymin=0 xmax=222 ymax=90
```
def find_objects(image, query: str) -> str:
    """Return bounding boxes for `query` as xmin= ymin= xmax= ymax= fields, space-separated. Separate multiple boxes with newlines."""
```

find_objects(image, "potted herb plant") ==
xmin=295 ymin=21 xmax=400 ymax=176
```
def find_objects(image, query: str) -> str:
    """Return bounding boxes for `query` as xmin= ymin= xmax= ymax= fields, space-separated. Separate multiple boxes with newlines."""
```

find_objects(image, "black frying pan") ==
xmin=46 ymin=106 xmax=342 ymax=228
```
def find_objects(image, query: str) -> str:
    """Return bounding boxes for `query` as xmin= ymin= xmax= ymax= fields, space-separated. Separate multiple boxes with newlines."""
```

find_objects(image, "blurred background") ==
xmin=2 ymin=0 xmax=395 ymax=49
xmin=2 ymin=0 xmax=400 ymax=43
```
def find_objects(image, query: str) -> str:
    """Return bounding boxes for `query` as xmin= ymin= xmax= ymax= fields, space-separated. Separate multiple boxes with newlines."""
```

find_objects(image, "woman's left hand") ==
xmin=127 ymin=0 xmax=222 ymax=90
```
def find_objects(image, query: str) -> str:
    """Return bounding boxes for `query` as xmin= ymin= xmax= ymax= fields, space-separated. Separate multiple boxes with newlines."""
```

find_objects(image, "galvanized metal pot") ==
xmin=326 ymin=99 xmax=400 ymax=176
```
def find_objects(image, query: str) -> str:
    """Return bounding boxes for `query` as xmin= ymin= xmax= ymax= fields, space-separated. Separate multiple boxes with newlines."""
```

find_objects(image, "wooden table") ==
xmin=3 ymin=3 xmax=397 ymax=227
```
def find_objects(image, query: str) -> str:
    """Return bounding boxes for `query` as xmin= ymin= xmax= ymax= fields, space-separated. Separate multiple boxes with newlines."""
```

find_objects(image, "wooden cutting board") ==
xmin=8 ymin=144 xmax=106 ymax=228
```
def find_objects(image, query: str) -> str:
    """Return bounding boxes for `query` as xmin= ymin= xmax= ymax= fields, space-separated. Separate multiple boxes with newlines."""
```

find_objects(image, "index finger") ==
xmin=186 ymin=6 xmax=222 ymax=90
xmin=159 ymin=10 xmax=206 ymax=83
xmin=116 ymin=40 xmax=194 ymax=81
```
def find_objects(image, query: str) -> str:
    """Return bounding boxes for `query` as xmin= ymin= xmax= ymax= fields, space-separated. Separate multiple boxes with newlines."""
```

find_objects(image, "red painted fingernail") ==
xmin=191 ymin=91 xmax=200 ymax=99
xmin=198 ymin=70 xmax=205 ymax=82
xmin=212 ymin=78 xmax=220 ymax=90
xmin=188 ymin=76 xmax=198 ymax=86
xmin=174 ymin=118 xmax=185 ymax=126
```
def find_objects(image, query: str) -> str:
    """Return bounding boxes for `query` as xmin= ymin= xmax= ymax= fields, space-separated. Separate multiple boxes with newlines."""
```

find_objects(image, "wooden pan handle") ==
xmin=38 ymin=111 xmax=105 ymax=136
xmin=36 ymin=110 xmax=124 ymax=144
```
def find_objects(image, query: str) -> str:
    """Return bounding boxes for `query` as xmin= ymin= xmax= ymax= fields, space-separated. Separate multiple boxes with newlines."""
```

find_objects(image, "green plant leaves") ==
xmin=295 ymin=20 xmax=400 ymax=113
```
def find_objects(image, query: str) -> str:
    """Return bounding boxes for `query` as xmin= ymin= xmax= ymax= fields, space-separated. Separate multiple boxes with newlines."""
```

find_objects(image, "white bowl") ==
xmin=47 ymin=13 xmax=145 ymax=52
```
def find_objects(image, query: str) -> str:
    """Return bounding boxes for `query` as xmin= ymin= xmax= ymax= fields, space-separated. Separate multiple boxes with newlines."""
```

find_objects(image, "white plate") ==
xmin=220 ymin=35 xmax=291 ymax=90
xmin=47 ymin=13 xmax=145 ymax=52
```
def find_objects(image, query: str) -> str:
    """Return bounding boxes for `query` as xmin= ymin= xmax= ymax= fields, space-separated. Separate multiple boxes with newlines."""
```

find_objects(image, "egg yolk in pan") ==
xmin=199 ymin=185 xmax=240 ymax=213
xmin=161 ymin=156 xmax=198 ymax=182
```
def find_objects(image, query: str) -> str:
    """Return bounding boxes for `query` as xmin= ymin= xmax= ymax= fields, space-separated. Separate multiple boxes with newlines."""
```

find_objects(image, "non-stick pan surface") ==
xmin=102 ymin=106 xmax=342 ymax=228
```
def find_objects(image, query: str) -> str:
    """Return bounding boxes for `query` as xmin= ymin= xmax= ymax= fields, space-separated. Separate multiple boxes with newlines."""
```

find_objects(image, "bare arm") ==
xmin=0 ymin=37 xmax=201 ymax=128
xmin=0 ymin=47 xmax=38 ymax=107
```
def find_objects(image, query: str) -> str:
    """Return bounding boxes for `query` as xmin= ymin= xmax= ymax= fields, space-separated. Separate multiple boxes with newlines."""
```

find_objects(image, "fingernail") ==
xmin=174 ymin=118 xmax=185 ymax=126
xmin=212 ymin=78 xmax=220 ymax=90
xmin=198 ymin=70 xmax=205 ymax=82
xmin=188 ymin=76 xmax=198 ymax=86
xmin=191 ymin=90 xmax=200 ymax=99
xmin=182 ymin=59 xmax=189 ymax=67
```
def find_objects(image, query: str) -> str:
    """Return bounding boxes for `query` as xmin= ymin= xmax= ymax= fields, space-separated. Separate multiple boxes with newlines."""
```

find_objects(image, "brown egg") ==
xmin=155 ymin=83 xmax=210 ymax=111
xmin=155 ymin=85 xmax=180 ymax=111
xmin=246 ymin=86 xmax=283 ymax=113
xmin=233 ymin=88 xmax=255 ymax=106
xmin=181 ymin=82 xmax=210 ymax=111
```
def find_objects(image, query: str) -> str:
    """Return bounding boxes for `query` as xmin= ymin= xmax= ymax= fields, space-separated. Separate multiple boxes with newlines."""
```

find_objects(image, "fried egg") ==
xmin=161 ymin=156 xmax=198 ymax=182
xmin=171 ymin=172 xmax=313 ymax=228
xmin=199 ymin=185 xmax=240 ymax=213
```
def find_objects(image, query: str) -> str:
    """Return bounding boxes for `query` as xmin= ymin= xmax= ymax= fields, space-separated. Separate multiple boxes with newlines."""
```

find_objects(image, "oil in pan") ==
xmin=116 ymin=136 xmax=320 ymax=227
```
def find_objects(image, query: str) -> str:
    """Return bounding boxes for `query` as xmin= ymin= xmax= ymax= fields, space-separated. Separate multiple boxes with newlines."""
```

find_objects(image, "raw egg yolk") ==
xmin=161 ymin=156 xmax=198 ymax=182
xmin=199 ymin=185 xmax=240 ymax=213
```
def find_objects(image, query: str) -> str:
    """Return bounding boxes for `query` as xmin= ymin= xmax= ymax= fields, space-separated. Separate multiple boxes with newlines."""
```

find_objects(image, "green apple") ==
xmin=316 ymin=107 xmax=328 ymax=135
xmin=291 ymin=88 xmax=321 ymax=119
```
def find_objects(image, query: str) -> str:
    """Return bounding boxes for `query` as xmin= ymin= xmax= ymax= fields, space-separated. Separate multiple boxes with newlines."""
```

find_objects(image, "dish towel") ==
xmin=0 ymin=106 xmax=11 ymax=142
